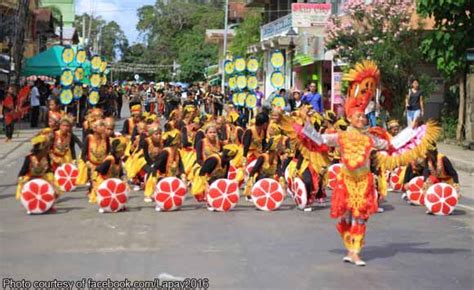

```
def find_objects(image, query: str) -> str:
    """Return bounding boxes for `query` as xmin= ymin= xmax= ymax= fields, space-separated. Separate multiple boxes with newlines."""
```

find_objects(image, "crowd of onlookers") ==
xmin=0 ymin=77 xmax=424 ymax=142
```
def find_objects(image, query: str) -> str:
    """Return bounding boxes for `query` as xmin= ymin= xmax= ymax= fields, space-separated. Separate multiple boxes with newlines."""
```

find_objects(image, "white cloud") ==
xmin=76 ymin=0 xmax=154 ymax=43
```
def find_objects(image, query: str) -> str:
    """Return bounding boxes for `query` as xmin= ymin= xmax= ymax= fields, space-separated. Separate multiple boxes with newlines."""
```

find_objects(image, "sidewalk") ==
xmin=438 ymin=143 xmax=474 ymax=174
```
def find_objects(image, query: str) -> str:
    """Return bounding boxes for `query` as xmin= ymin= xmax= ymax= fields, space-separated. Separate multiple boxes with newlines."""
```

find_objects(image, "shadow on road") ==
xmin=330 ymin=242 xmax=471 ymax=261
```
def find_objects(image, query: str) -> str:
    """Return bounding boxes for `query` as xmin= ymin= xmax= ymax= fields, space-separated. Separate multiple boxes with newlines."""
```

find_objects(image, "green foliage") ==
xmin=325 ymin=1 xmax=430 ymax=113
xmin=230 ymin=10 xmax=262 ymax=57
xmin=135 ymin=0 xmax=223 ymax=82
xmin=417 ymin=0 xmax=474 ymax=80
xmin=74 ymin=14 xmax=128 ymax=62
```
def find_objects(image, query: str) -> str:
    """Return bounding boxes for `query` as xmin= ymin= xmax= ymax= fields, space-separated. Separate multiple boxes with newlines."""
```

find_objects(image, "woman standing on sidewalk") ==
xmin=3 ymin=85 xmax=17 ymax=143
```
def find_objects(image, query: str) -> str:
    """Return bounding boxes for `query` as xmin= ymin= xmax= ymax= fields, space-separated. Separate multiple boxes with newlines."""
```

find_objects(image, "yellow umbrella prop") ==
xmin=224 ymin=60 xmax=234 ymax=75
xmin=234 ymin=57 xmax=246 ymax=73
xmin=76 ymin=49 xmax=87 ymax=64
xmin=247 ymin=75 xmax=258 ymax=90
xmin=270 ymin=51 xmax=284 ymax=69
xmin=90 ymin=73 xmax=101 ymax=88
xmin=270 ymin=71 xmax=284 ymax=89
xmin=88 ymin=90 xmax=100 ymax=106
xmin=236 ymin=75 xmax=247 ymax=90
xmin=60 ymin=69 xmax=74 ymax=87
xmin=247 ymin=57 xmax=259 ymax=73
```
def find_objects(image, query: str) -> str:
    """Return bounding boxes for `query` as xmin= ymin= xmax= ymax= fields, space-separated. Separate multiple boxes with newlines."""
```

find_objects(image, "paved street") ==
xmin=0 ymin=125 xmax=473 ymax=290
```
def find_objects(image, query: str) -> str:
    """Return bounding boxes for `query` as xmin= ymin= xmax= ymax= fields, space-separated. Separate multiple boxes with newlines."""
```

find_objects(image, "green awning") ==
xmin=22 ymin=45 xmax=91 ymax=77
xmin=293 ymin=54 xmax=315 ymax=67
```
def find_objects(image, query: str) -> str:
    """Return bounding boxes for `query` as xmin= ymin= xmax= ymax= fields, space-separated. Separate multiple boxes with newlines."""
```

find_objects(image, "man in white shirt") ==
xmin=29 ymin=81 xmax=41 ymax=128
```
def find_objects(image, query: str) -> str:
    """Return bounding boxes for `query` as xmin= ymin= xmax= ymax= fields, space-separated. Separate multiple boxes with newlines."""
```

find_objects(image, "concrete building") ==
xmin=40 ymin=0 xmax=75 ymax=28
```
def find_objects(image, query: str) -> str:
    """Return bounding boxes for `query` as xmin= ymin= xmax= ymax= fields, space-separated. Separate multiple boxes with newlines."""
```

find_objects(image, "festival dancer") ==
xmin=47 ymin=98 xmax=62 ymax=130
xmin=16 ymin=134 xmax=60 ymax=203
xmin=121 ymin=104 xmax=141 ymax=136
xmin=93 ymin=136 xmax=128 ymax=212
xmin=49 ymin=115 xmax=83 ymax=171
xmin=242 ymin=112 xmax=269 ymax=165
xmin=279 ymin=60 xmax=440 ymax=266
xmin=78 ymin=119 xmax=110 ymax=203
xmin=422 ymin=143 xmax=460 ymax=193
xmin=191 ymin=144 xmax=242 ymax=210
xmin=196 ymin=123 xmax=222 ymax=166
xmin=142 ymin=124 xmax=163 ymax=202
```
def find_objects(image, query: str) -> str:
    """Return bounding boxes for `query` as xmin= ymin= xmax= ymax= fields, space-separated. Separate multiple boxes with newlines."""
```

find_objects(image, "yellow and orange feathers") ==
xmin=344 ymin=60 xmax=380 ymax=117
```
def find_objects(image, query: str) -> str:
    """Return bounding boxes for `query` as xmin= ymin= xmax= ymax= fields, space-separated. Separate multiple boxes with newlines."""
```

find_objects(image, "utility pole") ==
xmin=60 ymin=14 xmax=63 ymax=45
xmin=13 ymin=0 xmax=30 ymax=86
xmin=82 ymin=15 xmax=86 ymax=46
xmin=221 ymin=0 xmax=229 ymax=93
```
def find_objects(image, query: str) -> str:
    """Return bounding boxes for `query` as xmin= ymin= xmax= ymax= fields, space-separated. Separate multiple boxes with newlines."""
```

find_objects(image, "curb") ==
xmin=448 ymin=158 xmax=474 ymax=174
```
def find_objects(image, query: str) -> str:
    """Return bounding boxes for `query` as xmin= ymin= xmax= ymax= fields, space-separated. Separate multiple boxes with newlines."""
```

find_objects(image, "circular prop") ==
xmin=21 ymin=179 xmax=55 ymax=214
xmin=270 ymin=51 xmax=284 ymax=68
xmin=271 ymin=96 xmax=286 ymax=109
xmin=74 ymin=67 xmax=85 ymax=82
xmin=207 ymin=179 xmax=240 ymax=212
xmin=97 ymin=178 xmax=129 ymax=213
xmin=73 ymin=85 xmax=83 ymax=99
xmin=389 ymin=167 xmax=404 ymax=191
xmin=270 ymin=71 xmax=284 ymax=89
xmin=76 ymin=49 xmax=87 ymax=64
xmin=425 ymin=183 xmax=458 ymax=216
xmin=292 ymin=177 xmax=308 ymax=210
xmin=91 ymin=55 xmax=102 ymax=71
xmin=247 ymin=75 xmax=258 ymax=90
xmin=247 ymin=57 xmax=259 ymax=73
xmin=236 ymin=75 xmax=247 ymax=90
xmin=60 ymin=69 xmax=74 ymax=87
xmin=54 ymin=163 xmax=78 ymax=192
xmin=228 ymin=76 xmax=236 ymax=91
xmin=327 ymin=163 xmax=342 ymax=190
xmin=154 ymin=177 xmax=187 ymax=211
xmin=60 ymin=89 xmax=73 ymax=105
xmin=224 ymin=60 xmax=234 ymax=75
xmin=237 ymin=92 xmax=247 ymax=107
xmin=88 ymin=90 xmax=100 ymax=106
xmin=406 ymin=176 xmax=425 ymax=206
xmin=62 ymin=46 xmax=75 ymax=65
xmin=245 ymin=93 xmax=257 ymax=109
xmin=251 ymin=178 xmax=286 ymax=211
xmin=90 ymin=73 xmax=101 ymax=88
xmin=234 ymin=57 xmax=246 ymax=72
xmin=100 ymin=61 xmax=107 ymax=73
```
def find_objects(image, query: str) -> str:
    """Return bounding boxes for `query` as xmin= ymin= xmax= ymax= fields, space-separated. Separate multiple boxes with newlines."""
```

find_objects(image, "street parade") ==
xmin=1 ymin=0 xmax=473 ymax=289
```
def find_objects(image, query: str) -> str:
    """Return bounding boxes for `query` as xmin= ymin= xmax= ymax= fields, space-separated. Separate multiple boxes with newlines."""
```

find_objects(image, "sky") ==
xmin=76 ymin=0 xmax=155 ymax=44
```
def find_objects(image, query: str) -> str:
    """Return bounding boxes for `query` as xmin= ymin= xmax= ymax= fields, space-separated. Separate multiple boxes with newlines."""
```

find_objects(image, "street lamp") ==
xmin=286 ymin=28 xmax=297 ymax=88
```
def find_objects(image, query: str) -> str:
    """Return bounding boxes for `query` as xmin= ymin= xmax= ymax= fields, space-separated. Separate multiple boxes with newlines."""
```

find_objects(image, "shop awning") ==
xmin=293 ymin=54 xmax=316 ymax=67
xmin=22 ymin=45 xmax=91 ymax=77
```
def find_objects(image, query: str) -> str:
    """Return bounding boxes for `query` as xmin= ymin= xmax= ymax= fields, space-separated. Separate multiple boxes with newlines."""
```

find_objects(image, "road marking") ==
xmin=457 ymin=204 xmax=474 ymax=211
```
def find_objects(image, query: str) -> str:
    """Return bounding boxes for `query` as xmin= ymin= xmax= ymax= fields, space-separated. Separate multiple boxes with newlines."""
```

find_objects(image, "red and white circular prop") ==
xmin=284 ymin=166 xmax=294 ymax=198
xmin=389 ymin=167 xmax=404 ymax=191
xmin=245 ymin=160 xmax=257 ymax=176
xmin=20 ymin=179 xmax=55 ymax=214
xmin=154 ymin=177 xmax=187 ymax=211
xmin=327 ymin=163 xmax=341 ymax=190
xmin=424 ymin=183 xmax=459 ymax=216
xmin=97 ymin=178 xmax=129 ymax=213
xmin=54 ymin=163 xmax=78 ymax=192
xmin=227 ymin=164 xmax=238 ymax=180
xmin=406 ymin=176 xmax=425 ymax=206
xmin=251 ymin=178 xmax=286 ymax=211
xmin=207 ymin=179 xmax=240 ymax=212
xmin=292 ymin=177 xmax=307 ymax=210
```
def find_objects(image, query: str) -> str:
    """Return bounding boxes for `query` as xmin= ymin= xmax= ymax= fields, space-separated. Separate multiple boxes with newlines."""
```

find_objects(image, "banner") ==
xmin=291 ymin=3 xmax=332 ymax=28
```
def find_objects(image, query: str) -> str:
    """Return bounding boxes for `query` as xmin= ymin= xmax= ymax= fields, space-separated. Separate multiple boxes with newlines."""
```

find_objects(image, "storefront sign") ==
xmin=291 ymin=3 xmax=332 ymax=28
xmin=261 ymin=14 xmax=293 ymax=41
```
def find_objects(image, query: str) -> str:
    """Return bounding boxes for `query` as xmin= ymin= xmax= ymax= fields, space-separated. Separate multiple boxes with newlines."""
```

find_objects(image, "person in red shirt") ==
xmin=3 ymin=85 xmax=17 ymax=142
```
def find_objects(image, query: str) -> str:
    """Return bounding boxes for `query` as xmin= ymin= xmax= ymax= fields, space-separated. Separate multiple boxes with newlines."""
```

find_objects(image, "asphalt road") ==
xmin=0 ymin=116 xmax=473 ymax=290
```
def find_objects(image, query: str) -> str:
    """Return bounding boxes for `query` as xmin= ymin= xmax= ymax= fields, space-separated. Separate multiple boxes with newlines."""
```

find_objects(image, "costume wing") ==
xmin=376 ymin=120 xmax=441 ymax=170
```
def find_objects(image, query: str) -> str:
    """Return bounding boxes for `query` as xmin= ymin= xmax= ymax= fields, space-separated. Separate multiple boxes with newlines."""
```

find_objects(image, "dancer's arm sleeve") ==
xmin=442 ymin=157 xmax=459 ymax=183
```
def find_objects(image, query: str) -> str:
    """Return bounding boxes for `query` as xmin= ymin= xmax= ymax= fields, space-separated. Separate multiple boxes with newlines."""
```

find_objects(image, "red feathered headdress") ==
xmin=343 ymin=60 xmax=380 ymax=117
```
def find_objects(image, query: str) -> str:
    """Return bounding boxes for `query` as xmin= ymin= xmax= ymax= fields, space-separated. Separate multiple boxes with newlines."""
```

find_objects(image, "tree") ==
xmin=417 ymin=0 xmax=474 ymax=142
xmin=325 ymin=0 xmax=429 ymax=118
xmin=100 ymin=21 xmax=128 ymax=61
xmin=136 ymin=0 xmax=223 ymax=81
xmin=74 ymin=14 xmax=128 ymax=61
xmin=230 ymin=10 xmax=262 ymax=57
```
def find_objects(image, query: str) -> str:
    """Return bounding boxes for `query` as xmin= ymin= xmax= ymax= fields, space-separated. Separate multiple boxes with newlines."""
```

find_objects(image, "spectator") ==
xmin=405 ymin=79 xmax=424 ymax=127
xmin=212 ymin=86 xmax=225 ymax=117
xmin=3 ymin=85 xmax=17 ymax=142
xmin=114 ymin=84 xmax=123 ymax=119
xmin=289 ymin=90 xmax=303 ymax=111
xmin=301 ymin=82 xmax=323 ymax=113
xmin=255 ymin=86 xmax=264 ymax=110
xmin=29 ymin=81 xmax=41 ymax=128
